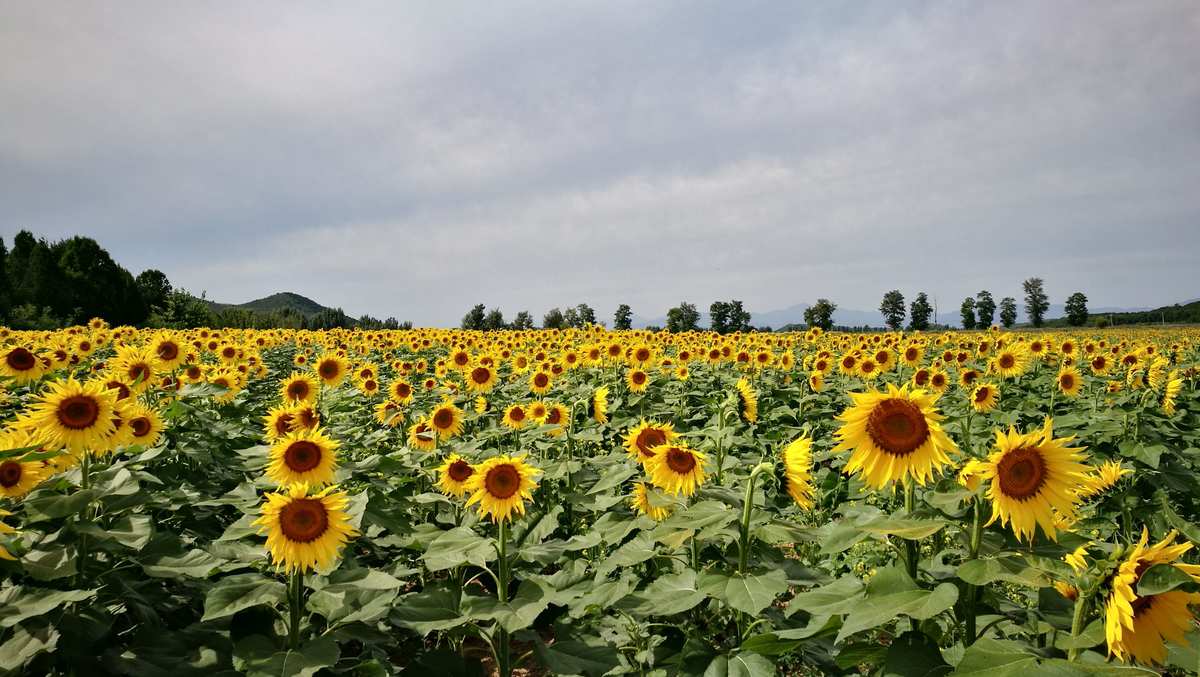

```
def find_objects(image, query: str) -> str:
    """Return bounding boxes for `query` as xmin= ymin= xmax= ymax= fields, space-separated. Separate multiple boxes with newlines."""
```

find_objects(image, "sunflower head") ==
xmin=408 ymin=418 xmax=437 ymax=451
xmin=28 ymin=378 xmax=118 ymax=456
xmin=253 ymin=483 xmax=358 ymax=573
xmin=624 ymin=420 xmax=678 ymax=464
xmin=781 ymin=436 xmax=815 ymax=509
xmin=645 ymin=443 xmax=707 ymax=497
xmin=630 ymin=481 xmax=673 ymax=521
xmin=464 ymin=455 xmax=541 ymax=522
xmin=1105 ymin=528 xmax=1200 ymax=665
xmin=429 ymin=401 xmax=464 ymax=440
xmin=590 ymin=386 xmax=610 ymax=424
xmin=970 ymin=383 xmax=999 ymax=412
xmin=437 ymin=453 xmax=475 ymax=498
xmin=735 ymin=378 xmax=758 ymax=423
xmin=832 ymin=383 xmax=958 ymax=489
xmin=267 ymin=427 xmax=339 ymax=488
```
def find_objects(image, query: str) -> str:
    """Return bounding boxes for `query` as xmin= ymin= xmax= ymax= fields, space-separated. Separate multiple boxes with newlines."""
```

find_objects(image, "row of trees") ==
xmin=880 ymin=280 xmax=1091 ymax=331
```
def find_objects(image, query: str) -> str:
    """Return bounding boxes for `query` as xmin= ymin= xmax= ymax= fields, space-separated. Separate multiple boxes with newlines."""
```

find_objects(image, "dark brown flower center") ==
xmin=287 ymin=380 xmax=311 ymax=400
xmin=665 ymin=447 xmax=696 ymax=474
xmin=157 ymin=341 xmax=179 ymax=361
xmin=57 ymin=395 xmax=101 ymax=430
xmin=130 ymin=417 xmax=152 ymax=437
xmin=996 ymin=447 xmax=1047 ymax=501
xmin=433 ymin=408 xmax=455 ymax=430
xmin=974 ymin=387 xmax=991 ymax=403
xmin=534 ymin=373 xmax=549 ymax=387
xmin=279 ymin=498 xmax=329 ymax=543
xmin=508 ymin=407 xmax=526 ymax=422
xmin=484 ymin=464 xmax=520 ymax=499
xmin=448 ymin=459 xmax=474 ymax=482
xmin=632 ymin=371 xmax=646 ymax=385
xmin=275 ymin=413 xmax=295 ymax=436
xmin=284 ymin=440 xmax=322 ymax=472
xmin=636 ymin=428 xmax=667 ymax=457
xmin=0 ymin=461 xmax=23 ymax=488
xmin=866 ymin=399 xmax=930 ymax=457
xmin=6 ymin=348 xmax=36 ymax=371
xmin=471 ymin=367 xmax=491 ymax=384
xmin=1060 ymin=374 xmax=1075 ymax=390
xmin=999 ymin=354 xmax=1015 ymax=369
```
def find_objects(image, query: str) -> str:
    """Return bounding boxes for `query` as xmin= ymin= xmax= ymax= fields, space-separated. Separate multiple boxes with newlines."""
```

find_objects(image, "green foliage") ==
xmin=613 ymin=304 xmax=633 ymax=330
xmin=1023 ymin=277 xmax=1050 ymax=327
xmin=975 ymin=290 xmax=996 ymax=327
xmin=999 ymin=296 xmax=1018 ymax=328
xmin=804 ymin=298 xmax=837 ymax=330
xmin=909 ymin=292 xmax=932 ymax=330
xmin=960 ymin=296 xmax=976 ymax=329
xmin=666 ymin=301 xmax=700 ymax=332
xmin=1065 ymin=292 xmax=1089 ymax=326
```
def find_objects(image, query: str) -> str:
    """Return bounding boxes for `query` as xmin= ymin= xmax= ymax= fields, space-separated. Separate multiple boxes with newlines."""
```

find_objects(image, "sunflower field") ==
xmin=0 ymin=321 xmax=1197 ymax=676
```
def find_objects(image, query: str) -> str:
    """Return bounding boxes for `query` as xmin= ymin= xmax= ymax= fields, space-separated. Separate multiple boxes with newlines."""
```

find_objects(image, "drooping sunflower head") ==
xmin=28 ymin=378 xmax=118 ymax=456
xmin=436 ymin=453 xmax=475 ymax=498
xmin=645 ymin=443 xmax=707 ymax=497
xmin=590 ymin=386 xmax=609 ymax=424
xmin=781 ymin=436 xmax=815 ymax=509
xmin=1162 ymin=370 xmax=1183 ymax=415
xmin=980 ymin=418 xmax=1089 ymax=542
xmin=374 ymin=400 xmax=404 ymax=427
xmin=267 ymin=427 xmax=339 ymax=488
xmin=464 ymin=455 xmax=541 ymax=523
xmin=408 ymin=418 xmax=437 ymax=451
xmin=253 ymin=483 xmax=358 ymax=573
xmin=624 ymin=419 xmax=678 ymax=464
xmin=429 ymin=401 xmax=464 ymax=440
xmin=630 ymin=481 xmax=674 ymax=521
xmin=1105 ymin=528 xmax=1200 ymax=665
xmin=735 ymin=378 xmax=758 ymax=423
xmin=1077 ymin=460 xmax=1131 ymax=500
xmin=832 ymin=383 xmax=958 ymax=489
xmin=808 ymin=371 xmax=824 ymax=392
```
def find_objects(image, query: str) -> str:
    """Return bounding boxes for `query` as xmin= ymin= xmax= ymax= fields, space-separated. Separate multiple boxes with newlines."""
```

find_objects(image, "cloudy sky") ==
xmin=2 ymin=1 xmax=1198 ymax=326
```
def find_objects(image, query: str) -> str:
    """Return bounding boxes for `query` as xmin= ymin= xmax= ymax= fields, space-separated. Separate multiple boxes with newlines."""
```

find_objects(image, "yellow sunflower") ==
xmin=1077 ymin=460 xmax=1131 ymax=499
xmin=1162 ymin=370 xmax=1182 ymax=415
xmin=408 ymin=418 xmax=437 ymax=451
xmin=735 ymin=378 xmax=758 ymax=423
xmin=0 ymin=345 xmax=45 ymax=384
xmin=991 ymin=346 xmax=1029 ymax=379
xmin=429 ymin=401 xmax=464 ymax=440
xmin=388 ymin=380 xmax=415 ymax=405
xmin=0 ymin=510 xmax=18 ymax=560
xmin=267 ymin=428 xmax=339 ymax=488
xmin=502 ymin=404 xmax=529 ymax=430
xmin=436 ymin=453 xmax=475 ymax=498
xmin=1105 ymin=528 xmax=1200 ymax=665
xmin=543 ymin=403 xmax=569 ymax=437
xmin=464 ymin=455 xmax=541 ymax=523
xmin=590 ymin=386 xmax=610 ymax=424
xmin=630 ymin=481 xmax=673 ymax=521
xmin=253 ymin=483 xmax=358 ymax=573
xmin=0 ymin=437 xmax=47 ymax=499
xmin=645 ymin=443 xmax=707 ymax=497
xmin=314 ymin=354 xmax=349 ymax=387
xmin=529 ymin=370 xmax=552 ymax=395
xmin=808 ymin=371 xmax=824 ymax=393
xmin=623 ymin=420 xmax=679 ymax=464
xmin=1057 ymin=366 xmax=1083 ymax=398
xmin=978 ymin=418 xmax=1089 ymax=542
xmin=832 ymin=383 xmax=959 ymax=489
xmin=149 ymin=332 xmax=186 ymax=370
xmin=264 ymin=404 xmax=299 ymax=441
xmin=626 ymin=368 xmax=650 ymax=393
xmin=27 ymin=379 xmax=117 ymax=456
xmin=465 ymin=364 xmax=498 ymax=394
xmin=970 ymin=382 xmax=999 ymax=413
xmin=781 ymin=436 xmax=815 ymax=509
xmin=374 ymin=400 xmax=404 ymax=427
xmin=124 ymin=403 xmax=164 ymax=448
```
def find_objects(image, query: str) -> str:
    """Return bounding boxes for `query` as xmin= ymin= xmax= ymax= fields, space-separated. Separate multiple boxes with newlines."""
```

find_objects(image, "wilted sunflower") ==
xmin=1077 ymin=460 xmax=1131 ymax=499
xmin=254 ymin=483 xmax=358 ymax=573
xmin=429 ymin=401 xmax=464 ymax=440
xmin=1105 ymin=528 xmax=1200 ymax=665
xmin=970 ymin=383 xmax=999 ymax=413
xmin=629 ymin=481 xmax=673 ymax=521
xmin=832 ymin=383 xmax=958 ymax=489
xmin=645 ymin=443 xmax=707 ymax=497
xmin=436 ymin=453 xmax=475 ymax=498
xmin=267 ymin=428 xmax=339 ymax=488
xmin=27 ymin=379 xmax=117 ymax=456
xmin=808 ymin=371 xmax=824 ymax=392
xmin=408 ymin=418 xmax=437 ymax=451
xmin=957 ymin=458 xmax=989 ymax=492
xmin=464 ymin=455 xmax=540 ymax=522
xmin=1057 ymin=366 xmax=1083 ymax=398
xmin=781 ymin=436 xmax=815 ymax=509
xmin=979 ymin=418 xmax=1089 ymax=542
xmin=735 ymin=378 xmax=758 ymax=423
xmin=314 ymin=354 xmax=349 ymax=387
xmin=624 ymin=420 xmax=678 ymax=464
xmin=626 ymin=368 xmax=650 ymax=393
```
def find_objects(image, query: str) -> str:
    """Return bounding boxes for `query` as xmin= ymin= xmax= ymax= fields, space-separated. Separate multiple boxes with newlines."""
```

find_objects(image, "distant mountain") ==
xmin=209 ymin=292 xmax=332 ymax=317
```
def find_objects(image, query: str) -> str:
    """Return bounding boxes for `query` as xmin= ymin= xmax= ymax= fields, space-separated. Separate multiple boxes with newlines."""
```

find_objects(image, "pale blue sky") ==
xmin=2 ymin=1 xmax=1198 ymax=325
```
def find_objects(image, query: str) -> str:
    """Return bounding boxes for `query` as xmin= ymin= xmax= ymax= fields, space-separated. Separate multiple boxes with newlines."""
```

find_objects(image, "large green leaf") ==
xmin=531 ymin=637 xmax=621 ymax=677
xmin=233 ymin=634 xmax=340 ymax=677
xmin=461 ymin=580 xmax=550 ymax=632
xmin=0 ymin=587 xmax=96 ymax=628
xmin=422 ymin=527 xmax=495 ymax=572
xmin=0 ymin=623 xmax=60 ymax=672
xmin=390 ymin=586 xmax=469 ymax=634
xmin=702 ymin=652 xmax=776 ymax=677
xmin=836 ymin=567 xmax=958 ymax=643
xmin=958 ymin=556 xmax=1049 ymax=588
xmin=141 ymin=549 xmax=222 ymax=579
xmin=786 ymin=576 xmax=863 ymax=617
xmin=201 ymin=573 xmax=286 ymax=622
xmin=701 ymin=569 xmax=789 ymax=616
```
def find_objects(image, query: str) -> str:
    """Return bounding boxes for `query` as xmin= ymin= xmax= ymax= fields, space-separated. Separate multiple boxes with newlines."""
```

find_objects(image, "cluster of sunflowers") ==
xmin=0 ymin=319 xmax=1197 ymax=673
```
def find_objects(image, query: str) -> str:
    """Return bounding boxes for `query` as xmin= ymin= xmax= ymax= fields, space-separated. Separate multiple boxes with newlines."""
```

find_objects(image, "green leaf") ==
xmin=461 ymin=580 xmax=550 ymax=632
xmin=390 ymin=586 xmax=469 ymax=634
xmin=1136 ymin=563 xmax=1195 ymax=596
xmin=201 ymin=573 xmax=286 ymax=622
xmin=949 ymin=638 xmax=1038 ymax=675
xmin=141 ymin=549 xmax=222 ymax=579
xmin=107 ymin=514 xmax=154 ymax=550
xmin=958 ymin=556 xmax=1049 ymax=588
xmin=0 ymin=623 xmax=60 ymax=672
xmin=22 ymin=489 xmax=98 ymax=522
xmin=786 ymin=576 xmax=864 ymax=617
xmin=720 ymin=570 xmax=789 ymax=616
xmin=21 ymin=545 xmax=77 ymax=581
xmin=422 ymin=527 xmax=495 ymax=572
xmin=836 ymin=642 xmax=888 ymax=670
xmin=0 ymin=587 xmax=96 ymax=628
xmin=234 ymin=634 xmax=340 ymax=677
xmin=620 ymin=568 xmax=708 ymax=616
xmin=531 ymin=637 xmax=621 ymax=677
xmin=739 ymin=633 xmax=802 ymax=657
xmin=861 ymin=516 xmax=949 ymax=540
xmin=703 ymin=651 xmax=776 ymax=677
xmin=1158 ymin=492 xmax=1200 ymax=546
xmin=586 ymin=466 xmax=637 ymax=495
xmin=884 ymin=631 xmax=951 ymax=676
xmin=597 ymin=531 xmax=657 ymax=576
xmin=837 ymin=567 xmax=958 ymax=643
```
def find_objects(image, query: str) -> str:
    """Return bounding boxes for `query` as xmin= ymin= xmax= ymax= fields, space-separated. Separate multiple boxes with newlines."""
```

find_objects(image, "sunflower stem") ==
xmin=288 ymin=569 xmax=304 ymax=650
xmin=496 ymin=519 xmax=512 ymax=677
xmin=1067 ymin=588 xmax=1092 ymax=661
xmin=903 ymin=480 xmax=919 ymax=581
xmin=77 ymin=451 xmax=92 ymax=582
xmin=963 ymin=497 xmax=984 ymax=645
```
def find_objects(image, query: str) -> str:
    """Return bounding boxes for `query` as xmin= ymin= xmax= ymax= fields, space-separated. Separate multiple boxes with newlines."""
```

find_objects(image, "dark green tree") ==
xmin=147 ymin=289 xmax=216 ymax=328
xmin=483 ymin=308 xmax=506 ymax=330
xmin=1064 ymin=292 xmax=1089 ymax=326
xmin=975 ymin=290 xmax=996 ymax=328
xmin=999 ymin=297 xmax=1018 ymax=328
xmin=960 ymin=297 xmax=977 ymax=329
xmin=666 ymin=302 xmax=700 ymax=333
xmin=136 ymin=269 xmax=173 ymax=311
xmin=709 ymin=301 xmax=730 ymax=334
xmin=542 ymin=307 xmax=566 ymax=329
xmin=563 ymin=306 xmax=581 ymax=328
xmin=575 ymin=303 xmax=596 ymax=327
xmin=804 ymin=299 xmax=836 ymax=330
xmin=613 ymin=304 xmax=632 ymax=330
xmin=1023 ymin=278 xmax=1049 ymax=327
xmin=461 ymin=304 xmax=486 ymax=330
xmin=728 ymin=300 xmax=752 ymax=332
xmin=908 ymin=292 xmax=932 ymax=330
xmin=511 ymin=311 xmax=535 ymax=330
xmin=879 ymin=290 xmax=906 ymax=330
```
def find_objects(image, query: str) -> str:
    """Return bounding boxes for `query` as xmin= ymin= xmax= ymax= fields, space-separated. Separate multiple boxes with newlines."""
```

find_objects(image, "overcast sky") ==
xmin=2 ymin=1 xmax=1198 ymax=326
